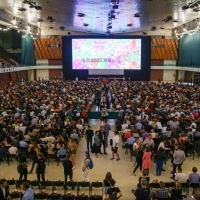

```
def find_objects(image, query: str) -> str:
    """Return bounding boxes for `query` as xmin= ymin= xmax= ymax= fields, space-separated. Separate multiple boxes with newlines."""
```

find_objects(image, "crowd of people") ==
xmin=0 ymin=79 xmax=200 ymax=199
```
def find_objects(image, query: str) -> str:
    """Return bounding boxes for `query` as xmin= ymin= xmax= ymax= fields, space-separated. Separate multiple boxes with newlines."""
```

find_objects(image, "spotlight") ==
xmin=107 ymin=25 xmax=112 ymax=29
xmin=83 ymin=23 xmax=89 ymax=27
xmin=182 ymin=5 xmax=189 ymax=10
xmin=37 ymin=18 xmax=43 ymax=22
xmin=77 ymin=13 xmax=86 ymax=17
xmin=23 ymin=0 xmax=30 ymax=4
xmin=142 ymin=32 xmax=147 ymax=35
xmin=113 ymin=5 xmax=118 ymax=9
xmin=151 ymin=26 xmax=157 ymax=31
xmin=134 ymin=13 xmax=141 ymax=17
xmin=18 ymin=7 xmax=26 ymax=11
xmin=35 ymin=6 xmax=42 ymax=10
xmin=67 ymin=32 xmax=71 ymax=35
xmin=127 ymin=23 xmax=132 ymax=27
xmin=59 ymin=26 xmax=65 ymax=30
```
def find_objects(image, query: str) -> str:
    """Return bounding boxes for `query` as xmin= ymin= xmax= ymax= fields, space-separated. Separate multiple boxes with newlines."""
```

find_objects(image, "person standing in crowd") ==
xmin=63 ymin=154 xmax=73 ymax=183
xmin=103 ymin=172 xmax=115 ymax=199
xmin=67 ymin=138 xmax=78 ymax=166
xmin=171 ymin=145 xmax=185 ymax=179
xmin=82 ymin=151 xmax=90 ymax=182
xmin=103 ymin=120 xmax=111 ymax=147
xmin=142 ymin=146 xmax=151 ymax=175
xmin=110 ymin=131 xmax=120 ymax=161
xmin=22 ymin=182 xmax=34 ymax=200
xmin=18 ymin=157 xmax=28 ymax=181
xmin=133 ymin=143 xmax=143 ymax=176
xmin=0 ymin=179 xmax=10 ymax=200
xmin=93 ymin=131 xmax=101 ymax=158
xmin=85 ymin=126 xmax=94 ymax=152
xmin=57 ymin=143 xmax=67 ymax=162
xmin=99 ymin=126 xmax=107 ymax=155
xmin=36 ymin=153 xmax=46 ymax=183
xmin=155 ymin=147 xmax=166 ymax=176
xmin=106 ymin=179 xmax=122 ymax=200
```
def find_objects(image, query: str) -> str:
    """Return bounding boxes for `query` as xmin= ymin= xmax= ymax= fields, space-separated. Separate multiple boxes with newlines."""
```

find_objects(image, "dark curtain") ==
xmin=178 ymin=32 xmax=200 ymax=67
xmin=21 ymin=34 xmax=35 ymax=66
xmin=12 ymin=29 xmax=22 ymax=50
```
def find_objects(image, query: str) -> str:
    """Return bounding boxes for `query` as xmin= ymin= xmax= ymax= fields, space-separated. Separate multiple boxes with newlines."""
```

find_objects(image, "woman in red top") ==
xmin=142 ymin=146 xmax=152 ymax=175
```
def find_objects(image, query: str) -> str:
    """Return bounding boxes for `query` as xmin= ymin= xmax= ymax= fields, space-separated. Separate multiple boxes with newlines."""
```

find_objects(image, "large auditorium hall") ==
xmin=0 ymin=1 xmax=200 ymax=200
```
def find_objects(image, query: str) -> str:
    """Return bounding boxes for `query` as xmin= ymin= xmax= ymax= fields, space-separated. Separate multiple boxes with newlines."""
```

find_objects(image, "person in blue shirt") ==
xmin=127 ymin=133 xmax=135 ymax=145
xmin=135 ymin=121 xmax=142 ymax=130
xmin=70 ymin=129 xmax=79 ymax=143
xmin=19 ymin=138 xmax=29 ymax=148
xmin=57 ymin=143 xmax=67 ymax=161
xmin=22 ymin=182 xmax=34 ymax=200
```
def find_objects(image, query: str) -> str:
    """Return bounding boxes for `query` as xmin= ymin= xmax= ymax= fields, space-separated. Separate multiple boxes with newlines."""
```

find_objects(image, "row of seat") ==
xmin=10 ymin=193 xmax=102 ymax=200
xmin=150 ymin=181 xmax=200 ymax=195
xmin=8 ymin=180 xmax=104 ymax=196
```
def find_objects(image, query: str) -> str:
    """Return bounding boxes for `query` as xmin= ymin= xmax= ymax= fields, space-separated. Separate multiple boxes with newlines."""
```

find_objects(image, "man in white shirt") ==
xmin=175 ymin=167 xmax=187 ymax=183
xmin=158 ymin=139 xmax=170 ymax=151
xmin=8 ymin=143 xmax=18 ymax=155
xmin=110 ymin=131 xmax=120 ymax=161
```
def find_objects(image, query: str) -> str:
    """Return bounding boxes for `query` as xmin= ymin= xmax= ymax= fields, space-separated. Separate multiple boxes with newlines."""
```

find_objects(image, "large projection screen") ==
xmin=72 ymin=39 xmax=141 ymax=70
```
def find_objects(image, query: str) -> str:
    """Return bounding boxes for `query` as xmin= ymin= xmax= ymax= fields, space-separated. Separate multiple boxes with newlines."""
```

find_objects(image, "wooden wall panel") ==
xmin=151 ymin=59 xmax=164 ymax=66
xmin=151 ymin=38 xmax=178 ymax=60
xmin=0 ymin=70 xmax=28 ymax=88
xmin=49 ymin=69 xmax=62 ymax=80
xmin=185 ymin=71 xmax=193 ymax=82
xmin=34 ymin=38 xmax=62 ymax=59
xmin=48 ymin=59 xmax=62 ymax=65
xmin=150 ymin=69 xmax=163 ymax=81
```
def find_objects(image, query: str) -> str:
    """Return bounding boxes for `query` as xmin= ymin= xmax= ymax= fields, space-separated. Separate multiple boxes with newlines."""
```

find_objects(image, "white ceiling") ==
xmin=0 ymin=0 xmax=200 ymax=34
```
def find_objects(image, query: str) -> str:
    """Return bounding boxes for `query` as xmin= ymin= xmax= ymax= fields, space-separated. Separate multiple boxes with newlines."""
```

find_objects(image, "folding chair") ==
xmin=35 ymin=193 xmax=48 ymax=200
xmin=10 ymin=192 xmax=22 ymax=199
xmin=53 ymin=181 xmax=65 ymax=194
xmin=75 ymin=195 xmax=88 ymax=200
xmin=90 ymin=195 xmax=103 ymax=200
xmin=48 ymin=194 xmax=62 ymax=200
xmin=77 ymin=182 xmax=90 ymax=196
xmin=181 ymin=182 xmax=189 ymax=195
xmin=62 ymin=195 xmax=75 ymax=200
xmin=90 ymin=182 xmax=103 ymax=196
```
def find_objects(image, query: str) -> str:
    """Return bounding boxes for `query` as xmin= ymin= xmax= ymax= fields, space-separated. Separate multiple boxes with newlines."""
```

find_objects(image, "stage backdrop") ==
xmin=62 ymin=35 xmax=151 ymax=80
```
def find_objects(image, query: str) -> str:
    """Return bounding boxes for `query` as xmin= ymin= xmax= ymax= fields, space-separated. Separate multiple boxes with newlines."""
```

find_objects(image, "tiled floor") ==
xmin=1 ymin=119 xmax=200 ymax=199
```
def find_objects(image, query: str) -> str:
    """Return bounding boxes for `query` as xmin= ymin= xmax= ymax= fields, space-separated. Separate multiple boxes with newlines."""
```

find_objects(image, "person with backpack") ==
xmin=18 ymin=157 xmax=28 ymax=181
xmin=36 ymin=153 xmax=46 ymax=183
xmin=82 ymin=151 xmax=93 ymax=182
xmin=106 ymin=179 xmax=122 ymax=200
